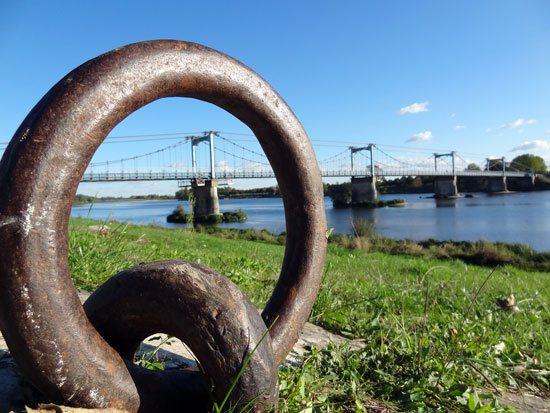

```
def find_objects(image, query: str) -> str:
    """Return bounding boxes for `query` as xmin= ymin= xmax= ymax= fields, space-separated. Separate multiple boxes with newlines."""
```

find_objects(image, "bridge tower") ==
xmin=486 ymin=157 xmax=508 ymax=193
xmin=350 ymin=144 xmax=379 ymax=204
xmin=191 ymin=131 xmax=221 ymax=216
xmin=433 ymin=151 xmax=459 ymax=197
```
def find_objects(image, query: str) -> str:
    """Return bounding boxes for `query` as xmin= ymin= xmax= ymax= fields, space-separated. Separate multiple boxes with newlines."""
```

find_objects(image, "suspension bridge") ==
xmin=80 ymin=131 xmax=537 ymax=215
xmin=82 ymin=131 xmax=533 ymax=181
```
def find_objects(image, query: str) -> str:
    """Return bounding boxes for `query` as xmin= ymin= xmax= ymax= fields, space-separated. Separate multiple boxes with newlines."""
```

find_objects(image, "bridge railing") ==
xmin=81 ymin=170 xmax=278 ymax=182
xmin=81 ymin=169 xmax=533 ymax=182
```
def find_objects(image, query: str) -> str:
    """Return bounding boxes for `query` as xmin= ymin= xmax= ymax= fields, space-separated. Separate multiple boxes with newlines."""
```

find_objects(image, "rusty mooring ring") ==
xmin=84 ymin=260 xmax=279 ymax=411
xmin=0 ymin=40 xmax=327 ymax=411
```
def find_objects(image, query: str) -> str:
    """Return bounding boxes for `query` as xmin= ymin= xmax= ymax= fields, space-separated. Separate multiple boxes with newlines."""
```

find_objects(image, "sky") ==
xmin=1 ymin=1 xmax=549 ymax=196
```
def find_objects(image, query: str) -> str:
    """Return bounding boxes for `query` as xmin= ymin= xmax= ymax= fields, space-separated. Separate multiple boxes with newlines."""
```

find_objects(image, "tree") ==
xmin=326 ymin=182 xmax=351 ymax=207
xmin=510 ymin=154 xmax=547 ymax=174
xmin=175 ymin=188 xmax=190 ymax=200
xmin=485 ymin=159 xmax=509 ymax=171
xmin=466 ymin=163 xmax=481 ymax=171
xmin=411 ymin=176 xmax=423 ymax=189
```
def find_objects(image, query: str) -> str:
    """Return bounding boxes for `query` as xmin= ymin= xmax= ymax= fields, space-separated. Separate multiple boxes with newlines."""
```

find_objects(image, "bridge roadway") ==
xmin=80 ymin=169 xmax=532 ymax=182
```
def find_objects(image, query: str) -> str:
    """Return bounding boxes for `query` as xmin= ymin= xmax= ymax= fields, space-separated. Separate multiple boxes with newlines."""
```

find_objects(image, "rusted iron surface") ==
xmin=84 ymin=261 xmax=278 ymax=411
xmin=0 ymin=40 xmax=327 ymax=411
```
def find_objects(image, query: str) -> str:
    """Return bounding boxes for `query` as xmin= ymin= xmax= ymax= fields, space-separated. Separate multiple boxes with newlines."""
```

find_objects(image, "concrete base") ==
xmin=351 ymin=176 xmax=378 ymax=203
xmin=434 ymin=176 xmax=458 ymax=198
xmin=487 ymin=176 xmax=507 ymax=193
xmin=192 ymin=179 xmax=221 ymax=216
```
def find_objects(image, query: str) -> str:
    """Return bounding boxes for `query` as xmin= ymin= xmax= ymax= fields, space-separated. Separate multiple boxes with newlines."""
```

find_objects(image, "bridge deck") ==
xmin=80 ymin=170 xmax=532 ymax=182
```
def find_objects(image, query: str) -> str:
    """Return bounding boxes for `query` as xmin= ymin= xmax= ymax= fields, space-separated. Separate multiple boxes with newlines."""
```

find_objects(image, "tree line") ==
xmin=175 ymin=185 xmax=281 ymax=200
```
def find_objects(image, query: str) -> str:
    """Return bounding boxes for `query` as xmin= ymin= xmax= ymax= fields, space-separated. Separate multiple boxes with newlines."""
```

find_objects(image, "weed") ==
xmin=211 ymin=318 xmax=278 ymax=413
xmin=134 ymin=335 xmax=173 ymax=371
xmin=351 ymin=218 xmax=375 ymax=238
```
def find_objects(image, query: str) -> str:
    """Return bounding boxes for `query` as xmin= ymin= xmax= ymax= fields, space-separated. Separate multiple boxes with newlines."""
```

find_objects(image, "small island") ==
xmin=167 ymin=205 xmax=247 ymax=224
xmin=331 ymin=196 xmax=406 ymax=209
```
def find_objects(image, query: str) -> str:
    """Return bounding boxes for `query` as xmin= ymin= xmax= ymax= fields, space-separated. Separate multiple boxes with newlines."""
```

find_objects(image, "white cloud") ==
xmin=545 ymin=130 xmax=550 ymax=135
xmin=499 ymin=118 xmax=536 ymax=129
xmin=399 ymin=101 xmax=429 ymax=115
xmin=454 ymin=125 xmax=465 ymax=130
xmin=406 ymin=131 xmax=433 ymax=143
xmin=216 ymin=160 xmax=233 ymax=172
xmin=450 ymin=113 xmax=456 ymax=119
xmin=510 ymin=140 xmax=550 ymax=152
xmin=243 ymin=161 xmax=272 ymax=172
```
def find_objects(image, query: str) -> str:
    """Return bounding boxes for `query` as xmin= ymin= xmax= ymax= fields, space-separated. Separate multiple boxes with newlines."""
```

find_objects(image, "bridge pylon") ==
xmin=350 ymin=145 xmax=379 ymax=203
xmin=191 ymin=132 xmax=222 ymax=216
xmin=486 ymin=157 xmax=508 ymax=193
xmin=433 ymin=151 xmax=459 ymax=198
xmin=192 ymin=178 xmax=221 ymax=216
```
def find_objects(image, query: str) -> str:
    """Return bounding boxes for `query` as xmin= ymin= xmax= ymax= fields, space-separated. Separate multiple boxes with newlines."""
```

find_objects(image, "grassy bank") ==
xmin=180 ymin=219 xmax=550 ymax=273
xmin=330 ymin=219 xmax=550 ymax=273
xmin=68 ymin=218 xmax=549 ymax=411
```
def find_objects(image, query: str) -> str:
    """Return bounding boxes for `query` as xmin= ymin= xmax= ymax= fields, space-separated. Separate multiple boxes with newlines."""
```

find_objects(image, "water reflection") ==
xmin=350 ymin=206 xmax=379 ymax=224
xmin=435 ymin=198 xmax=457 ymax=208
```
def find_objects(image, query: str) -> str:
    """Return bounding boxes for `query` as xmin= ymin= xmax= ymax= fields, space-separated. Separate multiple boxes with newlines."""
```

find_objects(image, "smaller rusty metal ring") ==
xmin=84 ymin=260 xmax=278 ymax=411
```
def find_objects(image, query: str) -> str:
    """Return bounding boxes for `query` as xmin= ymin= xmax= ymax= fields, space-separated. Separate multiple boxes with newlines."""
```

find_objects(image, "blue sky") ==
xmin=1 ymin=1 xmax=549 ymax=196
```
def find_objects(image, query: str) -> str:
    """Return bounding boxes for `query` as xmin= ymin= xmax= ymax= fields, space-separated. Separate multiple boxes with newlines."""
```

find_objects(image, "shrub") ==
xmin=389 ymin=241 xmax=426 ymax=256
xmin=351 ymin=218 xmax=375 ymax=237
xmin=166 ymin=205 xmax=192 ymax=223
xmin=194 ymin=214 xmax=223 ymax=224
xmin=222 ymin=209 xmax=248 ymax=223
xmin=470 ymin=241 xmax=513 ymax=266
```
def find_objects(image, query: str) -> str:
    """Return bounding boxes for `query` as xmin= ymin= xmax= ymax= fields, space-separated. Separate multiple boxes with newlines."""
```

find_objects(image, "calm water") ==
xmin=71 ymin=192 xmax=550 ymax=252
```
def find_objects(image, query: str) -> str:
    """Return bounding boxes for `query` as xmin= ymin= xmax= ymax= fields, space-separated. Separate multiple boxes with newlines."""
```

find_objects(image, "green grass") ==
xmin=68 ymin=218 xmax=550 ymax=411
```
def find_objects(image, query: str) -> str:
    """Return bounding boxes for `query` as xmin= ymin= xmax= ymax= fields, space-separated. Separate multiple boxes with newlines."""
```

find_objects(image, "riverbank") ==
xmin=66 ymin=218 xmax=549 ymax=411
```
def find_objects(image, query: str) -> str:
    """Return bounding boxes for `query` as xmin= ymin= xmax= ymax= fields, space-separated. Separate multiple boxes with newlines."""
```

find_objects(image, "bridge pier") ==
xmin=487 ymin=177 xmax=507 ymax=193
xmin=434 ymin=176 xmax=458 ymax=198
xmin=351 ymin=176 xmax=379 ymax=204
xmin=515 ymin=174 xmax=536 ymax=191
xmin=192 ymin=179 xmax=221 ymax=216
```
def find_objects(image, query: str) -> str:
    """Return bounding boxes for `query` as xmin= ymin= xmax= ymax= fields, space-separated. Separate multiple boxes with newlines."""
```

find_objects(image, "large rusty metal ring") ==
xmin=0 ymin=40 xmax=327 ymax=411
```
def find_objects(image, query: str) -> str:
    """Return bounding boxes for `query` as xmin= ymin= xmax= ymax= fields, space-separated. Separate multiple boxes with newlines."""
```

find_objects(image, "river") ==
xmin=71 ymin=191 xmax=550 ymax=252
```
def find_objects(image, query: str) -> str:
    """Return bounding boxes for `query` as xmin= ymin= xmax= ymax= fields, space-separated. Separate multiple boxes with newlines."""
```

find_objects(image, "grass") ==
xmin=68 ymin=217 xmax=550 ymax=411
xmin=329 ymin=219 xmax=550 ymax=273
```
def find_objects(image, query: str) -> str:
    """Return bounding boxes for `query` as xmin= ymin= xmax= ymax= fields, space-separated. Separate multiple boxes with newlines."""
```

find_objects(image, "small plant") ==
xmin=134 ymin=335 xmax=173 ymax=371
xmin=211 ymin=318 xmax=278 ymax=413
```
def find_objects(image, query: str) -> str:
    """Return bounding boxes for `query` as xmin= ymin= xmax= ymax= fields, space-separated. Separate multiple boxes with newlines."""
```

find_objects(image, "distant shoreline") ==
xmin=73 ymin=196 xmax=177 ymax=206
